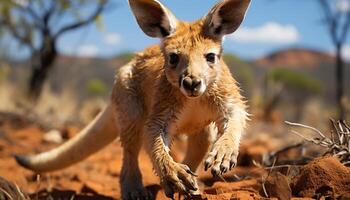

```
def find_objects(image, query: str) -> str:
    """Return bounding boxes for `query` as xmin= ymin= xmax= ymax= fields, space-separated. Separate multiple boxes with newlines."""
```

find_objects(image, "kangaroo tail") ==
xmin=14 ymin=103 xmax=119 ymax=173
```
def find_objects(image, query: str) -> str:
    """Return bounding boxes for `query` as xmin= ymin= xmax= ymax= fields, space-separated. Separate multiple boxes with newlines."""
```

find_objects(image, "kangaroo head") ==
xmin=129 ymin=0 xmax=250 ymax=98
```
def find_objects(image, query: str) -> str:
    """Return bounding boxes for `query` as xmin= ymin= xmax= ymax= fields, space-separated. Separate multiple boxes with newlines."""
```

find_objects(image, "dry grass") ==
xmin=0 ymin=177 xmax=29 ymax=200
xmin=0 ymin=78 xmax=107 ymax=126
xmin=286 ymin=120 xmax=350 ymax=166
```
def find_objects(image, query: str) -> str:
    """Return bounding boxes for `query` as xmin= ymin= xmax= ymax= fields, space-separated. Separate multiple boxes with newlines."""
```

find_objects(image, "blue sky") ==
xmin=54 ymin=0 xmax=350 ymax=60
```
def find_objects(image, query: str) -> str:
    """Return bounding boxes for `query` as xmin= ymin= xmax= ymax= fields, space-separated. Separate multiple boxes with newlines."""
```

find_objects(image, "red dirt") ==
xmin=238 ymin=140 xmax=275 ymax=166
xmin=292 ymin=156 xmax=350 ymax=198
xmin=0 ymin=120 xmax=267 ymax=199
xmin=1 ymin=117 xmax=348 ymax=200
xmin=263 ymin=172 xmax=291 ymax=200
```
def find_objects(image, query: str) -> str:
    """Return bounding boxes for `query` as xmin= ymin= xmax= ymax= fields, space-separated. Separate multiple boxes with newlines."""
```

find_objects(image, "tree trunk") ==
xmin=335 ymin=44 xmax=345 ymax=120
xmin=263 ymin=92 xmax=282 ymax=121
xmin=263 ymin=80 xmax=284 ymax=122
xmin=28 ymin=38 xmax=57 ymax=100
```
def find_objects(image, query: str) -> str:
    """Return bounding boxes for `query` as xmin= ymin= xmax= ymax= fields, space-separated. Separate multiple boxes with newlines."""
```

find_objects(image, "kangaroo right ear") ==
xmin=129 ymin=0 xmax=178 ymax=38
xmin=203 ymin=0 xmax=251 ymax=39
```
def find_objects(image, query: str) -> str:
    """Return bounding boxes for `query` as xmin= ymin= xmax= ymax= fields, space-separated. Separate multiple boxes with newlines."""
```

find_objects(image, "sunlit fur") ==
xmin=15 ymin=0 xmax=250 ymax=199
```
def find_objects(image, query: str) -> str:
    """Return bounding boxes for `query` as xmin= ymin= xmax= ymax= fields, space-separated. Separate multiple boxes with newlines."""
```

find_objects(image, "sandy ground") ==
xmin=1 ymin=114 xmax=350 ymax=200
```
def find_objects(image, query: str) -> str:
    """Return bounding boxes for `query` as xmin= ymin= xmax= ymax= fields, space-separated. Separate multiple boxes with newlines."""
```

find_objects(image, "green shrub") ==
xmin=86 ymin=79 xmax=108 ymax=97
xmin=116 ymin=52 xmax=134 ymax=63
xmin=266 ymin=68 xmax=322 ymax=93
xmin=0 ymin=64 xmax=10 ymax=83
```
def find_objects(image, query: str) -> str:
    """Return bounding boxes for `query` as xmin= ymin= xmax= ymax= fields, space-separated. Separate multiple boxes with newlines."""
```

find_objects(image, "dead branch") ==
xmin=285 ymin=121 xmax=327 ymax=139
xmin=268 ymin=142 xmax=305 ymax=158
xmin=285 ymin=120 xmax=350 ymax=166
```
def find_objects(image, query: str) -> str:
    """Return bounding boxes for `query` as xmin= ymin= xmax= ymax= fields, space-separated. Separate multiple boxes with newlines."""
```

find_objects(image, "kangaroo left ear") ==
xmin=129 ymin=0 xmax=178 ymax=38
xmin=204 ymin=0 xmax=251 ymax=39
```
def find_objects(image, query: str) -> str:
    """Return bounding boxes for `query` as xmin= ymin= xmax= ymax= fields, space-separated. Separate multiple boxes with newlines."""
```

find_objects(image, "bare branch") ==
xmin=42 ymin=1 xmax=57 ymax=28
xmin=54 ymin=1 xmax=107 ymax=39
xmin=285 ymin=121 xmax=327 ymax=139
xmin=319 ymin=0 xmax=340 ymax=45
xmin=286 ymin=120 xmax=350 ymax=166
xmin=265 ymin=158 xmax=311 ymax=167
xmin=5 ymin=0 xmax=43 ymax=30
xmin=18 ymin=5 xmax=41 ymax=25
xmin=340 ymin=12 xmax=350 ymax=44
xmin=261 ymin=158 xmax=276 ymax=198
xmin=0 ymin=18 xmax=35 ymax=50
xmin=268 ymin=142 xmax=305 ymax=160
xmin=290 ymin=130 xmax=318 ymax=143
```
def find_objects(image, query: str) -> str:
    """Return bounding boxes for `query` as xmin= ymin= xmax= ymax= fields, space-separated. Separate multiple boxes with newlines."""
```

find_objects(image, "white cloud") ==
xmin=76 ymin=45 xmax=99 ymax=57
xmin=229 ymin=22 xmax=300 ymax=44
xmin=341 ymin=45 xmax=350 ymax=61
xmin=336 ymin=0 xmax=350 ymax=12
xmin=103 ymin=33 xmax=121 ymax=45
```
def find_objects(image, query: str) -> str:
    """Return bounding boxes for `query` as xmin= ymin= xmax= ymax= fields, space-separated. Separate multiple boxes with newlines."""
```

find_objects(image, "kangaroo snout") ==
xmin=182 ymin=77 xmax=201 ymax=91
xmin=180 ymin=76 xmax=206 ymax=97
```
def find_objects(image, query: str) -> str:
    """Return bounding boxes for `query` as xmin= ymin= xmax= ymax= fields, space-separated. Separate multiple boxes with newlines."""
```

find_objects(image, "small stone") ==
xmin=263 ymin=171 xmax=292 ymax=200
xmin=43 ymin=130 xmax=63 ymax=144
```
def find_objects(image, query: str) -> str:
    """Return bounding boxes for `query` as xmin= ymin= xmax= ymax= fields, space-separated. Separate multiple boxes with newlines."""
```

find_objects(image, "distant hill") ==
xmin=254 ymin=48 xmax=335 ymax=69
xmin=252 ymin=47 xmax=350 ymax=102
xmin=1 ymin=49 xmax=349 ymax=104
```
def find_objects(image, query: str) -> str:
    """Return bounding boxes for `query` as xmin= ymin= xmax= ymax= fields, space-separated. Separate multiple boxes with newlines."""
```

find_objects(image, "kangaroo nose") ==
xmin=182 ymin=77 xmax=202 ymax=92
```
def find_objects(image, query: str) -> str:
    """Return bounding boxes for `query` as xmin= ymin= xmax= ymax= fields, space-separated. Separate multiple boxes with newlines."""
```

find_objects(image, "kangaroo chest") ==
xmin=167 ymin=100 xmax=217 ymax=135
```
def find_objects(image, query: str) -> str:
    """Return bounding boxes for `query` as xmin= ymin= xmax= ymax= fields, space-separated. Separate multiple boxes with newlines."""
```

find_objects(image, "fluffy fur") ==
xmin=15 ymin=0 xmax=251 ymax=199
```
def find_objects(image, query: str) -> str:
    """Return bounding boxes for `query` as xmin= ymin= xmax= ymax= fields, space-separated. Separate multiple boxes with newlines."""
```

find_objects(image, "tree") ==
xmin=263 ymin=68 xmax=322 ymax=121
xmin=0 ymin=0 xmax=108 ymax=100
xmin=318 ymin=0 xmax=349 ymax=119
xmin=272 ymin=0 xmax=349 ymax=119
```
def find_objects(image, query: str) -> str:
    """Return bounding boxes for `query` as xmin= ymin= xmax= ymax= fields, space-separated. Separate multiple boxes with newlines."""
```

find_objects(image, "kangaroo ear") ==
xmin=129 ymin=0 xmax=178 ymax=38
xmin=204 ymin=0 xmax=251 ymax=38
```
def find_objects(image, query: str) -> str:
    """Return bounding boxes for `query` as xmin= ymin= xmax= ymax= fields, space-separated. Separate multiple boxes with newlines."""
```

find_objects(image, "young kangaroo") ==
xmin=15 ymin=0 xmax=250 ymax=199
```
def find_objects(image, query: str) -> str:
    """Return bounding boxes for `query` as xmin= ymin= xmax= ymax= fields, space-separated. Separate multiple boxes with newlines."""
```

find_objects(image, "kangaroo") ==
xmin=15 ymin=0 xmax=250 ymax=199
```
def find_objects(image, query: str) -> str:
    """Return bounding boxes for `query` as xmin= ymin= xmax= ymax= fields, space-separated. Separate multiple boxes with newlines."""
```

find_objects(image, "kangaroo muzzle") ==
xmin=180 ymin=76 xmax=206 ymax=98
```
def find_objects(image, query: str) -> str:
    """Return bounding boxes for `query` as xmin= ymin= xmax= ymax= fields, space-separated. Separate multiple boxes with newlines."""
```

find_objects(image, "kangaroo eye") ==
xmin=205 ymin=53 xmax=216 ymax=63
xmin=169 ymin=53 xmax=180 ymax=66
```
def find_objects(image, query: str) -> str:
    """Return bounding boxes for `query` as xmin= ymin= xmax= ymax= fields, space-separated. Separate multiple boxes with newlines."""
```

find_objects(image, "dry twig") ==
xmin=261 ymin=158 xmax=277 ymax=198
xmin=285 ymin=120 xmax=350 ymax=166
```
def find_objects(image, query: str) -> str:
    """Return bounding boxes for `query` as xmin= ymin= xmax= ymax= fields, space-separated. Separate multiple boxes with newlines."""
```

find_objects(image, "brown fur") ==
xmin=15 ymin=1 xmax=250 ymax=199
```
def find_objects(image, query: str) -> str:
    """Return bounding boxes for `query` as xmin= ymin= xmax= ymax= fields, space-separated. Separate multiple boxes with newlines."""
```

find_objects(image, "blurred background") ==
xmin=0 ymin=0 xmax=349 ymax=129
xmin=1 ymin=1 xmax=350 ymax=198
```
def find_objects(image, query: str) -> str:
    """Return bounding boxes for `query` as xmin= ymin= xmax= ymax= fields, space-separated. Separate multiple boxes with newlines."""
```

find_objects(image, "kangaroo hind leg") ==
xmin=114 ymin=91 xmax=150 ymax=199
xmin=119 ymin=124 xmax=151 ymax=200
